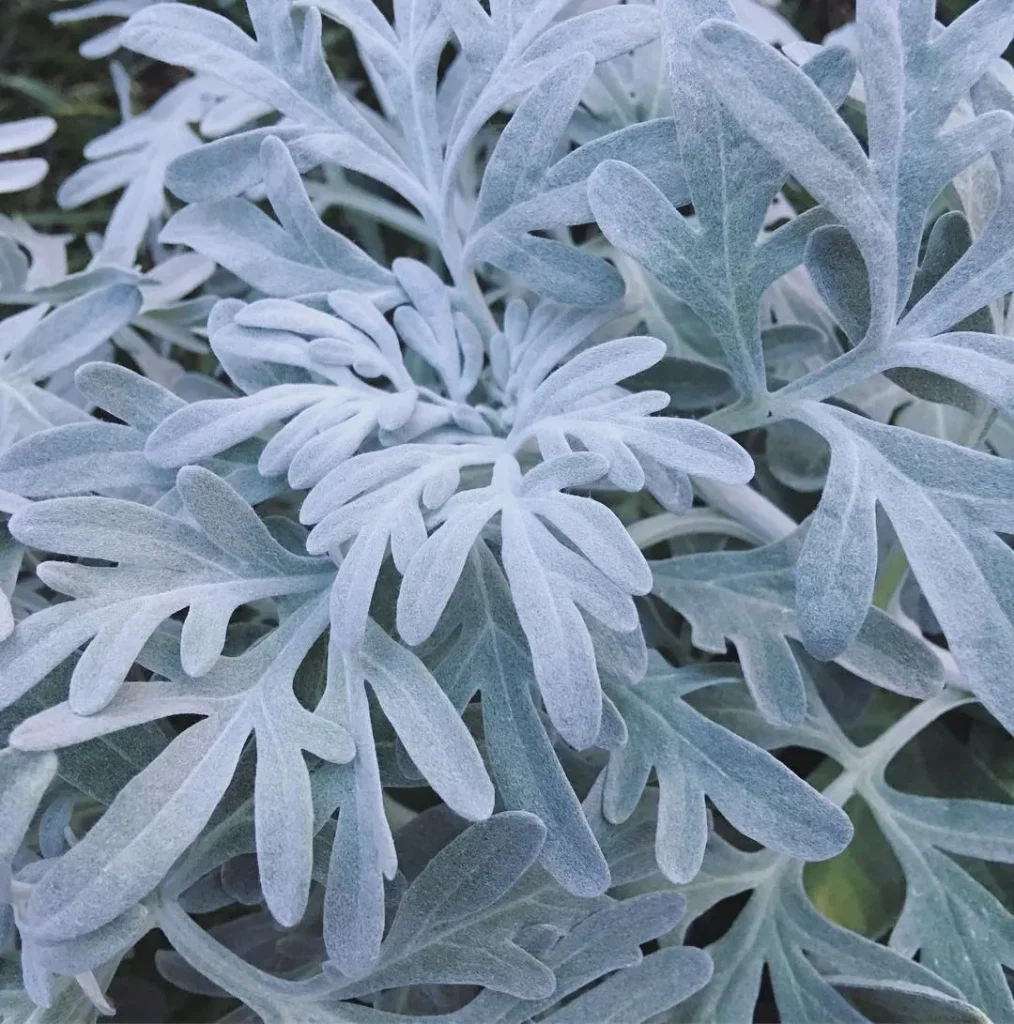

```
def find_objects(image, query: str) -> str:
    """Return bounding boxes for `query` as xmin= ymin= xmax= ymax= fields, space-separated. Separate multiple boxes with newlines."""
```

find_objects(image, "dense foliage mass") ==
xmin=2 ymin=0 xmax=1014 ymax=1020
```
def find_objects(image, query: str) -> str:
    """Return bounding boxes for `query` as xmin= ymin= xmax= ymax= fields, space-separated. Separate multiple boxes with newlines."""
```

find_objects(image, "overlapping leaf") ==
xmin=652 ymin=530 xmax=946 ymax=726
xmin=9 ymin=590 xmax=356 ymax=939
xmin=692 ymin=0 xmax=1014 ymax=343
xmin=161 ymin=138 xmax=402 ymax=304
xmin=673 ymin=848 xmax=977 ymax=1024
xmin=794 ymin=402 xmax=1014 ymax=730
xmin=589 ymin=4 xmax=854 ymax=396
xmin=0 ymin=466 xmax=334 ymax=714
xmin=603 ymin=654 xmax=853 ymax=883
xmin=155 ymin=802 xmax=710 ymax=1023
xmin=865 ymin=775 xmax=1014 ymax=1020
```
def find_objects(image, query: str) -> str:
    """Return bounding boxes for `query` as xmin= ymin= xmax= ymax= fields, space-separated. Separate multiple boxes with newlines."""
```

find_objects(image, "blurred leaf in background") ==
xmin=2 ymin=0 xmax=134 ymax=230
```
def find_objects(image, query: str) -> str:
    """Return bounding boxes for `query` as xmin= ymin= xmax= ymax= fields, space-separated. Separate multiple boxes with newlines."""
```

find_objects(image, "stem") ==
xmin=704 ymin=346 xmax=885 ymax=436
xmin=857 ymin=686 xmax=972 ymax=778
xmin=692 ymin=478 xmax=797 ymax=543
xmin=313 ymin=186 xmax=434 ymax=247
xmin=439 ymin=224 xmax=498 ymax=340
xmin=157 ymin=899 xmax=292 ymax=1017
xmin=629 ymin=508 xmax=765 ymax=550
xmin=959 ymin=394 xmax=997 ymax=448
xmin=454 ymin=265 xmax=498 ymax=340
xmin=733 ymin=687 xmax=974 ymax=916
xmin=767 ymin=345 xmax=872 ymax=412
xmin=826 ymin=686 xmax=973 ymax=801
xmin=701 ymin=395 xmax=773 ymax=434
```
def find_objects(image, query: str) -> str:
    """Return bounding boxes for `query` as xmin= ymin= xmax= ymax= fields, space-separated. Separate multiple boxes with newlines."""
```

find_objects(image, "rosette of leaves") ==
xmin=0 ymin=0 xmax=1013 ymax=1020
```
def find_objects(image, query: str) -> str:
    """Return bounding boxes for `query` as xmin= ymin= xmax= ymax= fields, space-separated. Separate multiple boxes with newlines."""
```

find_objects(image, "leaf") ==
xmin=328 ymin=812 xmax=687 ymax=1004
xmin=20 ymin=904 xmax=153 ymax=1003
xmin=471 ymin=54 xmax=594 ymax=232
xmin=4 ymin=284 xmax=141 ymax=383
xmin=440 ymin=543 xmax=611 ymax=896
xmin=75 ymin=360 xmax=186 ymax=433
xmin=828 ymin=978 xmax=988 ymax=1024
xmin=308 ymin=0 xmax=446 ymax=200
xmin=507 ymin=335 xmax=755 ymax=510
xmin=329 ymin=812 xmax=555 ymax=999
xmin=795 ymin=433 xmax=878 ymax=661
xmin=653 ymin=530 xmax=944 ymax=727
xmin=58 ymin=75 xmax=205 ymax=263
xmin=440 ymin=0 xmax=659 ymax=191
xmin=391 ymin=259 xmax=484 ymax=402
xmin=358 ymin=619 xmax=494 ymax=822
xmin=465 ymin=54 xmax=624 ymax=304
xmin=0 ymin=118 xmax=55 ymax=195
xmin=122 ymin=0 xmax=418 ymax=206
xmin=320 ymin=631 xmax=393 ymax=976
xmin=604 ymin=655 xmax=852 ymax=882
xmin=0 ymin=664 xmax=169 ymax=808
xmin=591 ymin=17 xmax=852 ymax=394
xmin=308 ymin=444 xmax=486 ymax=650
xmin=395 ymin=452 xmax=650 ymax=750
xmin=0 ymin=748 xmax=57 ymax=869
xmin=794 ymin=401 xmax=1014 ymax=731
xmin=251 ymin=690 xmax=316 ymax=928
xmin=2 ymin=467 xmax=332 ymax=713
xmin=153 ymin=803 xmax=698 ymax=1021
xmin=14 ymin=594 xmax=353 ymax=940
xmin=161 ymin=139 xmax=402 ymax=305
xmin=675 ymin=855 xmax=965 ymax=1023
xmin=20 ymin=712 xmax=251 ymax=943
xmin=865 ymin=775 xmax=1014 ymax=1021
xmin=542 ymin=946 xmax=713 ymax=1024
xmin=0 ymin=422 xmax=176 ymax=499
xmin=383 ymin=812 xmax=547 ymax=955
xmin=693 ymin=4 xmax=1014 ymax=342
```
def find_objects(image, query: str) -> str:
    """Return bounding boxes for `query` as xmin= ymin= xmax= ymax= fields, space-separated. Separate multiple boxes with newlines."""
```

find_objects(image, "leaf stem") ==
xmin=827 ymin=686 xmax=974 ymax=802
xmin=692 ymin=478 xmax=797 ymax=543
xmin=438 ymin=224 xmax=498 ymax=340
xmin=629 ymin=508 xmax=765 ymax=549
xmin=701 ymin=395 xmax=772 ymax=434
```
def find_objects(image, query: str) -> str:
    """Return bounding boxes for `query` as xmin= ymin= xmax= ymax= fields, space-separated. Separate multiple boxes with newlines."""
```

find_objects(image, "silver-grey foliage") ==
xmin=0 ymin=0 xmax=1012 ymax=1019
